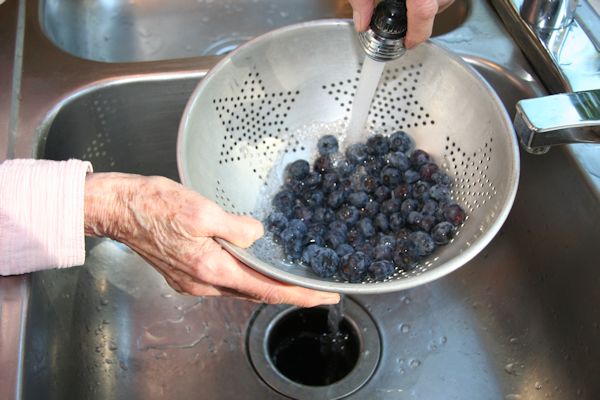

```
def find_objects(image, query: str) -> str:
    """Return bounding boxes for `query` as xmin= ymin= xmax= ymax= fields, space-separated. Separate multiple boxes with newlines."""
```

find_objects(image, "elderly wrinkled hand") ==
xmin=348 ymin=0 xmax=454 ymax=49
xmin=83 ymin=172 xmax=340 ymax=307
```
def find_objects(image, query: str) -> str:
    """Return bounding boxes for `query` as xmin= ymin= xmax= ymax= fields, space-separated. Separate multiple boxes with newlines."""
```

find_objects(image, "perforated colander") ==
xmin=177 ymin=20 xmax=519 ymax=294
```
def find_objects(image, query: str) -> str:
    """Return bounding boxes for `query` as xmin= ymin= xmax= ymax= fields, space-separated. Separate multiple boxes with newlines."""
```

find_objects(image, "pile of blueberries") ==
xmin=265 ymin=131 xmax=466 ymax=283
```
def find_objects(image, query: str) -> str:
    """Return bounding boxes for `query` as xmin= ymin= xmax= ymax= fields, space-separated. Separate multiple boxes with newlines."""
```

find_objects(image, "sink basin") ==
xmin=39 ymin=0 xmax=468 ymax=62
xmin=24 ymin=55 xmax=600 ymax=398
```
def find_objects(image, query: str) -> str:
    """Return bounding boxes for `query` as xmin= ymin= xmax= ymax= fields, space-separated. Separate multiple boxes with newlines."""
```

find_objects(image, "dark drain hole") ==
xmin=267 ymin=308 xmax=360 ymax=386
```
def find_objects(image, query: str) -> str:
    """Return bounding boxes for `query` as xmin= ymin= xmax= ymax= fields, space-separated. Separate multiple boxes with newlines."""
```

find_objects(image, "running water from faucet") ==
xmin=345 ymin=57 xmax=386 ymax=143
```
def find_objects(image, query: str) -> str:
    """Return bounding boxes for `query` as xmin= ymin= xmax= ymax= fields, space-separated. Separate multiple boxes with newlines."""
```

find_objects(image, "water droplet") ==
xmin=155 ymin=351 xmax=168 ymax=360
xmin=396 ymin=358 xmax=405 ymax=364
xmin=428 ymin=341 xmax=439 ymax=352
xmin=399 ymin=323 xmax=411 ymax=334
xmin=102 ymin=319 xmax=110 ymax=325
xmin=535 ymin=382 xmax=543 ymax=390
xmin=509 ymin=337 xmax=519 ymax=344
xmin=398 ymin=368 xmax=405 ymax=374
xmin=161 ymin=293 xmax=173 ymax=299
xmin=100 ymin=299 xmax=109 ymax=306
xmin=109 ymin=344 xmax=118 ymax=351
xmin=439 ymin=336 xmax=447 ymax=345
xmin=402 ymin=296 xmax=412 ymax=305
xmin=504 ymin=363 xmax=517 ymax=375
xmin=409 ymin=359 xmax=421 ymax=369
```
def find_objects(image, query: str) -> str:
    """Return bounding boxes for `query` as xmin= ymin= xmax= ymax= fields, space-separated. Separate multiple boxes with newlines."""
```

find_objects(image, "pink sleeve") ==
xmin=0 ymin=159 xmax=93 ymax=275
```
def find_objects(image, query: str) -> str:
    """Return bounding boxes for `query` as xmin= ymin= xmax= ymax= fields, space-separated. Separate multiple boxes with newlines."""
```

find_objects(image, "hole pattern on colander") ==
xmin=213 ymin=71 xmax=303 ymax=177
xmin=323 ymin=63 xmax=435 ymax=130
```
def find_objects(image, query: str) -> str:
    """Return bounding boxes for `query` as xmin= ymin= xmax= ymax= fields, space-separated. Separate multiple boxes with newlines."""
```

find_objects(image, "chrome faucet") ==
xmin=490 ymin=0 xmax=600 ymax=154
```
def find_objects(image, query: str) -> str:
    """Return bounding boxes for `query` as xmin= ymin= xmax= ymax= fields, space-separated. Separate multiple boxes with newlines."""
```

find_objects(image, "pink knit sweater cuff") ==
xmin=0 ymin=159 xmax=93 ymax=275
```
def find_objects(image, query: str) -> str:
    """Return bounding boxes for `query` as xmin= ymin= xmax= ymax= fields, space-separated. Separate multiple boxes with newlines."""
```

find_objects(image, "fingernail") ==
xmin=320 ymin=293 xmax=341 ymax=304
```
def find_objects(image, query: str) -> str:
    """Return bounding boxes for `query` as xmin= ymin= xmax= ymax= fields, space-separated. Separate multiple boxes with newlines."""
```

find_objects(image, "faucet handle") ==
xmin=514 ymin=89 xmax=600 ymax=154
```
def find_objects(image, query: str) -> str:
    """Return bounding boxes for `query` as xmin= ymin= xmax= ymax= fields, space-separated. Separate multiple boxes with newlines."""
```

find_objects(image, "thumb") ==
xmin=206 ymin=207 xmax=264 ymax=248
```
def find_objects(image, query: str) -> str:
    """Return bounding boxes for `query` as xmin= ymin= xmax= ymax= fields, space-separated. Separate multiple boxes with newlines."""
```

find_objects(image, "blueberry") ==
xmin=407 ymin=211 xmax=423 ymax=228
xmin=324 ymin=229 xmax=347 ymax=249
xmin=281 ymin=220 xmax=307 ymax=261
xmin=434 ymin=202 xmax=448 ymax=223
xmin=345 ymin=143 xmax=369 ymax=164
xmin=308 ymin=247 xmax=339 ymax=278
xmin=380 ymin=166 xmax=402 ymax=187
xmin=363 ymin=175 xmax=379 ymax=193
xmin=354 ymin=242 xmax=374 ymax=258
xmin=443 ymin=203 xmax=466 ymax=226
xmin=285 ymin=178 xmax=305 ymax=195
xmin=348 ymin=191 xmax=369 ymax=208
xmin=393 ymin=239 xmax=419 ymax=270
xmin=303 ymin=190 xmax=325 ymax=207
xmin=419 ymin=215 xmax=436 ymax=233
xmin=304 ymin=171 xmax=322 ymax=189
xmin=431 ymin=222 xmax=455 ymax=245
xmin=313 ymin=207 xmax=335 ymax=224
xmin=409 ymin=149 xmax=431 ymax=168
xmin=327 ymin=190 xmax=346 ymax=209
xmin=272 ymin=189 xmax=296 ymax=215
xmin=374 ymin=186 xmax=391 ymax=202
xmin=412 ymin=180 xmax=431 ymax=201
xmin=368 ymin=260 xmax=395 ymax=280
xmin=381 ymin=198 xmax=401 ymax=214
xmin=392 ymin=183 xmax=412 ymax=201
xmin=292 ymin=205 xmax=313 ymax=222
xmin=378 ymin=234 xmax=397 ymax=247
xmin=373 ymin=213 xmax=389 ymax=231
xmin=363 ymin=200 xmax=381 ymax=217
xmin=366 ymin=134 xmax=390 ymax=156
xmin=335 ymin=243 xmax=354 ymax=257
xmin=429 ymin=184 xmax=451 ymax=203
xmin=336 ymin=159 xmax=356 ymax=177
xmin=395 ymin=228 xmax=412 ymax=241
xmin=287 ymin=159 xmax=310 ymax=180
xmin=365 ymin=155 xmax=385 ymax=175
xmin=266 ymin=212 xmax=288 ymax=236
xmin=283 ymin=238 xmax=304 ymax=262
xmin=347 ymin=228 xmax=365 ymax=247
xmin=314 ymin=155 xmax=334 ymax=174
xmin=337 ymin=205 xmax=360 ymax=226
xmin=419 ymin=163 xmax=439 ymax=181
xmin=389 ymin=212 xmax=405 ymax=232
xmin=400 ymin=198 xmax=419 ymax=216
xmin=373 ymin=244 xmax=394 ymax=261
xmin=432 ymin=171 xmax=452 ymax=185
xmin=409 ymin=231 xmax=436 ymax=257
xmin=317 ymin=135 xmax=339 ymax=156
xmin=339 ymin=252 xmax=370 ymax=282
xmin=389 ymin=130 xmax=412 ymax=152
xmin=305 ymin=224 xmax=326 ymax=246
xmin=321 ymin=172 xmax=339 ymax=192
xmin=403 ymin=169 xmax=420 ymax=184
xmin=421 ymin=199 xmax=439 ymax=216
xmin=350 ymin=166 xmax=368 ymax=191
xmin=358 ymin=218 xmax=376 ymax=238
xmin=385 ymin=152 xmax=410 ymax=171
xmin=329 ymin=220 xmax=348 ymax=236
xmin=285 ymin=219 xmax=308 ymax=237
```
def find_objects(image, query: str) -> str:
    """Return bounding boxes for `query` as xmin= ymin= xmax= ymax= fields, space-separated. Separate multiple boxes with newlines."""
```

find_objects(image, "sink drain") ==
xmin=247 ymin=298 xmax=380 ymax=399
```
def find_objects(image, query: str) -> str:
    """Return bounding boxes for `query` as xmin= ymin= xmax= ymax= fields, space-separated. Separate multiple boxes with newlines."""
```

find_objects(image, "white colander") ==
xmin=177 ymin=20 xmax=519 ymax=294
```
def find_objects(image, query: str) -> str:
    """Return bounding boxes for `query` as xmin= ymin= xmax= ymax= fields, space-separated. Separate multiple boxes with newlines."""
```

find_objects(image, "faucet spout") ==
xmin=514 ymin=89 xmax=600 ymax=154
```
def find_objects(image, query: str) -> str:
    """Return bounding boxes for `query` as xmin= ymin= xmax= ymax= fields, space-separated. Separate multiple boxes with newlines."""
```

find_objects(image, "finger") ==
xmin=200 ymin=247 xmax=340 ymax=307
xmin=348 ymin=0 xmax=375 ymax=31
xmin=437 ymin=0 xmax=455 ymax=13
xmin=405 ymin=0 xmax=439 ymax=48
xmin=201 ymin=203 xmax=264 ymax=248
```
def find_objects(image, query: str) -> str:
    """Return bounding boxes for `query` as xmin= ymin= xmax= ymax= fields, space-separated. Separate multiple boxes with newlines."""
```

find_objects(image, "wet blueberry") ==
xmin=304 ymin=171 xmax=322 ymax=189
xmin=346 ymin=143 xmax=369 ymax=164
xmin=348 ymin=191 xmax=369 ymax=208
xmin=335 ymin=243 xmax=354 ymax=257
xmin=393 ymin=239 xmax=418 ymax=270
xmin=329 ymin=220 xmax=348 ymax=237
xmin=400 ymin=198 xmax=419 ymax=216
xmin=303 ymin=190 xmax=325 ymax=207
xmin=409 ymin=149 xmax=431 ymax=168
xmin=389 ymin=130 xmax=412 ymax=152
xmin=395 ymin=228 xmax=412 ymax=241
xmin=283 ymin=238 xmax=304 ymax=262
xmin=363 ymin=175 xmax=379 ymax=193
xmin=432 ymin=171 xmax=452 ymax=185
xmin=273 ymin=189 xmax=296 ymax=215
xmin=431 ymin=222 xmax=455 ymax=245
xmin=419 ymin=215 xmax=436 ymax=232
xmin=321 ymin=172 xmax=339 ymax=192
xmin=374 ymin=186 xmax=391 ymax=202
xmin=421 ymin=199 xmax=439 ymax=216
xmin=373 ymin=213 xmax=389 ymax=232
xmin=324 ymin=230 xmax=347 ymax=249
xmin=336 ymin=159 xmax=355 ymax=177
xmin=378 ymin=234 xmax=397 ymax=247
xmin=266 ymin=212 xmax=288 ymax=236
xmin=358 ymin=218 xmax=376 ymax=238
xmin=285 ymin=178 xmax=305 ymax=195
xmin=373 ymin=244 xmax=393 ymax=261
xmin=337 ymin=205 xmax=361 ymax=226
xmin=363 ymin=200 xmax=381 ymax=217
xmin=443 ymin=203 xmax=466 ymax=226
xmin=313 ymin=207 xmax=335 ymax=224
xmin=314 ymin=155 xmax=334 ymax=174
xmin=305 ymin=224 xmax=326 ymax=246
xmin=406 ymin=211 xmax=423 ymax=229
xmin=403 ymin=169 xmax=420 ymax=184
xmin=381 ymin=198 xmax=402 ymax=214
xmin=365 ymin=155 xmax=385 ymax=175
xmin=412 ymin=181 xmax=431 ymax=201
xmin=392 ymin=183 xmax=412 ymax=201
xmin=292 ymin=205 xmax=313 ymax=222
xmin=302 ymin=244 xmax=320 ymax=265
xmin=327 ymin=190 xmax=346 ymax=209
xmin=389 ymin=212 xmax=405 ymax=232
xmin=366 ymin=134 xmax=390 ymax=156
xmin=409 ymin=231 xmax=436 ymax=257
xmin=354 ymin=242 xmax=374 ymax=258
xmin=287 ymin=159 xmax=310 ymax=180
xmin=419 ymin=163 xmax=439 ymax=181
xmin=339 ymin=252 xmax=370 ymax=283
xmin=429 ymin=184 xmax=451 ymax=203
xmin=380 ymin=166 xmax=402 ymax=187
xmin=347 ymin=228 xmax=365 ymax=247
xmin=385 ymin=151 xmax=411 ymax=171
xmin=308 ymin=247 xmax=339 ymax=278
xmin=317 ymin=135 xmax=339 ymax=156
xmin=368 ymin=260 xmax=395 ymax=280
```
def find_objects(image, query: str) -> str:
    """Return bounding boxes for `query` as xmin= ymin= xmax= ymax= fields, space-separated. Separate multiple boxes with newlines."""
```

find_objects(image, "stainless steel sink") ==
xmin=39 ymin=0 xmax=468 ymax=62
xmin=3 ymin=0 xmax=599 ymax=398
